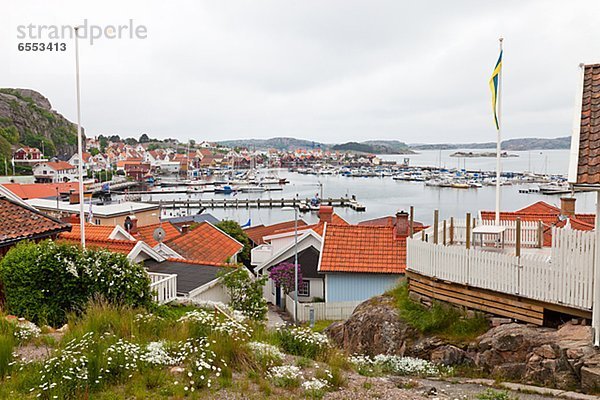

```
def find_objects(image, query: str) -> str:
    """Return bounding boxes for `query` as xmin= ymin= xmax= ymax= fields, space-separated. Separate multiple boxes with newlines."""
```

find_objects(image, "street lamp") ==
xmin=282 ymin=198 xmax=299 ymax=324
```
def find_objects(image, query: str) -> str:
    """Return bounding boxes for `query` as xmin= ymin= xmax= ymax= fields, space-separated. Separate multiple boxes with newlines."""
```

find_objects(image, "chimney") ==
xmin=180 ymin=224 xmax=190 ymax=234
xmin=64 ymin=214 xmax=79 ymax=224
xmin=560 ymin=197 xmax=576 ymax=217
xmin=124 ymin=215 xmax=138 ymax=234
xmin=395 ymin=210 xmax=410 ymax=238
xmin=318 ymin=206 xmax=333 ymax=223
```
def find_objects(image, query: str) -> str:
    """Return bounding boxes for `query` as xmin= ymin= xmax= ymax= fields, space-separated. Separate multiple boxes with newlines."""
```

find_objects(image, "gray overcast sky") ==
xmin=1 ymin=1 xmax=599 ymax=144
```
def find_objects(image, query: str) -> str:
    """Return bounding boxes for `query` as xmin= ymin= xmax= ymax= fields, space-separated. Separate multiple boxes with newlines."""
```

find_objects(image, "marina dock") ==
xmin=148 ymin=197 xmax=366 ymax=212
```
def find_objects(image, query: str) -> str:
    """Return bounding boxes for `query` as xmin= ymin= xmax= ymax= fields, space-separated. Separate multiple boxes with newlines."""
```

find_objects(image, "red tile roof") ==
xmin=0 ymin=196 xmax=71 ymax=246
xmin=135 ymin=222 xmax=181 ymax=247
xmin=2 ymin=182 xmax=80 ymax=199
xmin=480 ymin=201 xmax=594 ymax=246
xmin=359 ymin=215 xmax=426 ymax=233
xmin=165 ymin=222 xmax=243 ymax=264
xmin=244 ymin=220 xmax=308 ymax=245
xmin=574 ymin=63 xmax=600 ymax=185
xmin=47 ymin=161 xmax=75 ymax=171
xmin=59 ymin=237 xmax=137 ymax=254
xmin=271 ymin=213 xmax=349 ymax=238
xmin=59 ymin=224 xmax=117 ymax=241
xmin=319 ymin=224 xmax=406 ymax=274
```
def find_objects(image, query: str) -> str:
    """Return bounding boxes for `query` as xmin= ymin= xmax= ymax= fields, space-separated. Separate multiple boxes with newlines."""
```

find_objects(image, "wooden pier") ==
xmin=148 ymin=197 xmax=366 ymax=212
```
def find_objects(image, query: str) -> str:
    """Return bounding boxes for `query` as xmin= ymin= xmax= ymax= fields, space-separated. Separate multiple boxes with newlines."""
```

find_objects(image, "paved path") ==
xmin=266 ymin=305 xmax=287 ymax=328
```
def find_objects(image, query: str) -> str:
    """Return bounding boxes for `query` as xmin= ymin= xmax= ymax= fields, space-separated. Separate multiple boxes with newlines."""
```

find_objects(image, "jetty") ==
xmin=148 ymin=197 xmax=366 ymax=212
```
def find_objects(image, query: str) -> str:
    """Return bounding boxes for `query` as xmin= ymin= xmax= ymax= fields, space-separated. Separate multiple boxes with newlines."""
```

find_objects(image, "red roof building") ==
xmin=165 ymin=222 xmax=243 ymax=264
xmin=319 ymin=211 xmax=410 ymax=275
xmin=480 ymin=199 xmax=594 ymax=246
xmin=0 ymin=194 xmax=71 ymax=256
xmin=244 ymin=219 xmax=308 ymax=246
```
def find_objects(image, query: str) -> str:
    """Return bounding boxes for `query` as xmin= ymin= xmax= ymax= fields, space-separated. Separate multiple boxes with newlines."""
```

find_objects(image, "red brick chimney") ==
xmin=318 ymin=206 xmax=334 ymax=223
xmin=124 ymin=215 xmax=138 ymax=234
xmin=64 ymin=214 xmax=79 ymax=224
xmin=560 ymin=197 xmax=576 ymax=217
xmin=394 ymin=210 xmax=410 ymax=238
xmin=180 ymin=224 xmax=190 ymax=234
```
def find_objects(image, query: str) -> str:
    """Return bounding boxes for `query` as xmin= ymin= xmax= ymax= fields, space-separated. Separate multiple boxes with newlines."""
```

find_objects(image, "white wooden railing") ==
xmin=284 ymin=294 xmax=360 ymax=322
xmin=419 ymin=218 xmax=542 ymax=248
xmin=149 ymin=272 xmax=178 ymax=304
xmin=407 ymin=227 xmax=595 ymax=311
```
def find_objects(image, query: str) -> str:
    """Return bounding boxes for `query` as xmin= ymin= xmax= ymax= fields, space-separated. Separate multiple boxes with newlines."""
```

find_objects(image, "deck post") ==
xmin=433 ymin=209 xmax=439 ymax=244
xmin=594 ymin=191 xmax=600 ymax=346
xmin=443 ymin=220 xmax=447 ymax=245
xmin=409 ymin=205 xmax=414 ymax=238
xmin=466 ymin=212 xmax=471 ymax=249
xmin=450 ymin=217 xmax=454 ymax=244
xmin=516 ymin=217 xmax=521 ymax=257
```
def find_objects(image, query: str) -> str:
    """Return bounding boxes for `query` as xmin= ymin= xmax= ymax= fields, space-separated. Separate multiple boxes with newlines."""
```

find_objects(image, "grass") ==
xmin=0 ymin=334 xmax=14 ymax=378
xmin=307 ymin=320 xmax=338 ymax=333
xmin=476 ymin=388 xmax=519 ymax=400
xmin=388 ymin=283 xmax=489 ymax=343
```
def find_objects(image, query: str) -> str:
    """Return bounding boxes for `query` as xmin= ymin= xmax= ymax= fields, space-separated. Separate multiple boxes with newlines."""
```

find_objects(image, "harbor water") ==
xmin=147 ymin=149 xmax=595 ymax=227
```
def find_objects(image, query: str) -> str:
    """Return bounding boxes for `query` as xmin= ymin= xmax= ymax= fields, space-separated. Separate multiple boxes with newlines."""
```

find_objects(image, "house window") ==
xmin=298 ymin=280 xmax=310 ymax=297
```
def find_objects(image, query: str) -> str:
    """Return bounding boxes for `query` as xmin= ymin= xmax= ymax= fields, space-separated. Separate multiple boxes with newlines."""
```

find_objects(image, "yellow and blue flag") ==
xmin=489 ymin=50 xmax=502 ymax=130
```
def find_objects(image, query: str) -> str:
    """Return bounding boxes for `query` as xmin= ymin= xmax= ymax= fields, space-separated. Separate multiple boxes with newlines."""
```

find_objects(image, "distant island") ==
xmin=217 ymin=138 xmax=414 ymax=154
xmin=410 ymin=136 xmax=570 ymax=151
xmin=217 ymin=136 xmax=570 ymax=153
xmin=450 ymin=151 xmax=518 ymax=158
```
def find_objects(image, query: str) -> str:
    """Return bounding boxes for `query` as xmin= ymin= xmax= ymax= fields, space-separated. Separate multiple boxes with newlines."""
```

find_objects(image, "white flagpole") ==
xmin=495 ymin=37 xmax=503 ymax=225
xmin=74 ymin=26 xmax=86 ymax=247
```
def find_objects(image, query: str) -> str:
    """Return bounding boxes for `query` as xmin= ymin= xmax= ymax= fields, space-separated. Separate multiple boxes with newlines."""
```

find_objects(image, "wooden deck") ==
xmin=407 ymin=270 xmax=591 ymax=325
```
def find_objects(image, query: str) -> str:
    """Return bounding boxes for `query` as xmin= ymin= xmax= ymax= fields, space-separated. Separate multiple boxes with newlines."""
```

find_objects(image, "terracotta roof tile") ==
xmin=0 ymin=196 xmax=71 ymax=246
xmin=58 ymin=237 xmax=136 ymax=254
xmin=576 ymin=64 xmax=600 ymax=184
xmin=165 ymin=222 xmax=243 ymax=264
xmin=244 ymin=220 xmax=308 ymax=245
xmin=60 ymin=224 xmax=116 ymax=241
xmin=2 ymin=182 xmax=80 ymax=199
xmin=319 ymin=224 xmax=405 ymax=274
xmin=135 ymin=222 xmax=181 ymax=247
xmin=46 ymin=161 xmax=75 ymax=171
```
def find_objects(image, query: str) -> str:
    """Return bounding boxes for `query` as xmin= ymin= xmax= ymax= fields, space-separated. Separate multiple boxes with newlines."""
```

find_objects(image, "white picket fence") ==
xmin=284 ymin=294 xmax=360 ymax=322
xmin=407 ymin=226 xmax=595 ymax=311
xmin=419 ymin=218 xmax=542 ymax=248
xmin=149 ymin=272 xmax=178 ymax=304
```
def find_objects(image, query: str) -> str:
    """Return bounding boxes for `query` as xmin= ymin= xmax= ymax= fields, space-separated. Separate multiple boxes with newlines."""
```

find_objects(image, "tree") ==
xmin=269 ymin=262 xmax=303 ymax=294
xmin=139 ymin=133 xmax=150 ymax=143
xmin=218 ymin=267 xmax=267 ymax=320
xmin=124 ymin=137 xmax=138 ymax=146
xmin=108 ymin=135 xmax=121 ymax=143
xmin=0 ymin=240 xmax=152 ymax=326
xmin=214 ymin=220 xmax=251 ymax=265
xmin=90 ymin=148 xmax=100 ymax=156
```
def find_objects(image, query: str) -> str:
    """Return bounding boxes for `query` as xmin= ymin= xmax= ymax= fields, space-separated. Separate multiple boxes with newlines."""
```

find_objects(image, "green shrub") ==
xmin=476 ymin=388 xmax=518 ymax=400
xmin=275 ymin=326 xmax=329 ymax=359
xmin=219 ymin=268 xmax=267 ymax=321
xmin=390 ymin=283 xmax=489 ymax=342
xmin=0 ymin=240 xmax=152 ymax=327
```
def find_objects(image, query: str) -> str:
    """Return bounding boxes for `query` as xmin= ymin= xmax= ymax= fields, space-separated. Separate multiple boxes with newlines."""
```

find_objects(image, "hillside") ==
xmin=218 ymin=137 xmax=414 ymax=154
xmin=410 ymin=136 xmax=570 ymax=151
xmin=0 ymin=88 xmax=79 ymax=160
xmin=332 ymin=140 xmax=414 ymax=154
xmin=218 ymin=137 xmax=323 ymax=151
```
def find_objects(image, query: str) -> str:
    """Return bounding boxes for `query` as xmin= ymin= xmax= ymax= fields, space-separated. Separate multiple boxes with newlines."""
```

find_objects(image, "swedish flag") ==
xmin=489 ymin=50 xmax=502 ymax=130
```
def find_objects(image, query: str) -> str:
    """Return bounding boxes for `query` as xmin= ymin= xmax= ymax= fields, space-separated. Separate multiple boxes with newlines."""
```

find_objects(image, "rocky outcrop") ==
xmin=325 ymin=296 xmax=421 ymax=356
xmin=327 ymin=294 xmax=600 ymax=393
xmin=0 ymin=88 xmax=79 ymax=158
